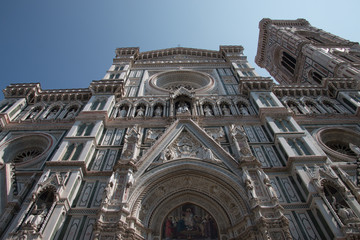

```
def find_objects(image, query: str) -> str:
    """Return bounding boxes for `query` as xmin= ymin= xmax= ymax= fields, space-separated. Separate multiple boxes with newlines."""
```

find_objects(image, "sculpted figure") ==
xmin=119 ymin=107 xmax=127 ymax=118
xmin=154 ymin=106 xmax=163 ymax=117
xmin=203 ymin=105 xmax=213 ymax=116
xmin=46 ymin=107 xmax=58 ymax=119
xmin=136 ymin=106 xmax=145 ymax=117
xmin=222 ymin=105 xmax=231 ymax=116
xmin=24 ymin=203 xmax=48 ymax=230
xmin=65 ymin=107 xmax=77 ymax=119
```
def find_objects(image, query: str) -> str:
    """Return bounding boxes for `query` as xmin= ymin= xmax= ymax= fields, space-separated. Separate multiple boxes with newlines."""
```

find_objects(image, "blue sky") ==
xmin=0 ymin=0 xmax=359 ymax=100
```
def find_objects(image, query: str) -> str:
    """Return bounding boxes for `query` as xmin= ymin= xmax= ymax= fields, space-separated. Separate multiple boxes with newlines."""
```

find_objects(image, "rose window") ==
xmin=13 ymin=148 xmax=43 ymax=163
xmin=314 ymin=127 xmax=360 ymax=162
xmin=147 ymin=70 xmax=215 ymax=94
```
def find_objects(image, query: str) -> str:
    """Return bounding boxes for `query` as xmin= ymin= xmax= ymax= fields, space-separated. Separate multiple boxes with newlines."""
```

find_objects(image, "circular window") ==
xmin=0 ymin=133 xmax=54 ymax=167
xmin=147 ymin=70 xmax=215 ymax=94
xmin=314 ymin=127 xmax=360 ymax=162
xmin=13 ymin=147 xmax=43 ymax=163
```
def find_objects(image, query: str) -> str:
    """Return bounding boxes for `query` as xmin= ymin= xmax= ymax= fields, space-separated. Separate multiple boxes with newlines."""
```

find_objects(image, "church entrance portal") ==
xmin=162 ymin=203 xmax=219 ymax=240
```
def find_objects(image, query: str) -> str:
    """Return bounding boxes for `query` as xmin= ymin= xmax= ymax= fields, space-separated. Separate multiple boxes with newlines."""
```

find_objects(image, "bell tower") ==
xmin=256 ymin=18 xmax=360 ymax=85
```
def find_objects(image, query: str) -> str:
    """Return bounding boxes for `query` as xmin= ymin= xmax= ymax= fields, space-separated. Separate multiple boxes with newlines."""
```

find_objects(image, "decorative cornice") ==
xmin=136 ymin=47 xmax=222 ymax=61
xmin=3 ymin=83 xmax=91 ymax=104
xmin=238 ymin=77 xmax=274 ymax=96
xmin=273 ymin=77 xmax=357 ymax=98
xmin=90 ymin=80 xmax=124 ymax=97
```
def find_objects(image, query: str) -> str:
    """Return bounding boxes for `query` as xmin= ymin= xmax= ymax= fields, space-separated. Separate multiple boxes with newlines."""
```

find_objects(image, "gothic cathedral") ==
xmin=1 ymin=19 xmax=360 ymax=240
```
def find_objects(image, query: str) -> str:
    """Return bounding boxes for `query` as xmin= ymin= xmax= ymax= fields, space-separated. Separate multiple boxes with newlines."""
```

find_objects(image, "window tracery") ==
xmin=13 ymin=148 xmax=43 ymax=163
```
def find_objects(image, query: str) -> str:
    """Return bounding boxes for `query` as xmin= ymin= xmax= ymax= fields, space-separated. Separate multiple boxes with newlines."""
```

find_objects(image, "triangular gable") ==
xmin=134 ymin=119 xmax=239 ymax=178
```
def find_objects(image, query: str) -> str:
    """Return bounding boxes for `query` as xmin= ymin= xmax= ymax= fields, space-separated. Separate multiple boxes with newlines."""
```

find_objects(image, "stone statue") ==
xmin=46 ymin=108 xmax=58 ymax=119
xmin=222 ymin=105 xmax=231 ymax=116
xmin=242 ymin=170 xmax=257 ymax=200
xmin=28 ymin=108 xmax=40 ymax=120
xmin=119 ymin=107 xmax=127 ymax=118
xmin=177 ymin=102 xmax=190 ymax=114
xmin=24 ymin=203 xmax=48 ymax=230
xmin=65 ymin=107 xmax=77 ymax=119
xmin=136 ymin=107 xmax=145 ymax=117
xmin=154 ymin=106 xmax=163 ymax=117
xmin=336 ymin=204 xmax=359 ymax=224
xmin=203 ymin=105 xmax=213 ymax=116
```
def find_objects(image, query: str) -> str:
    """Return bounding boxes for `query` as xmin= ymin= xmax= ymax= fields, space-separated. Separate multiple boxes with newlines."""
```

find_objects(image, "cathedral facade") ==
xmin=0 ymin=18 xmax=360 ymax=240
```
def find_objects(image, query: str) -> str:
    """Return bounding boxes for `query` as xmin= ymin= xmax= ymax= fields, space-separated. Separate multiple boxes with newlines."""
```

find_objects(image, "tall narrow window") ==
xmin=99 ymin=99 xmax=107 ymax=110
xmin=62 ymin=143 xmax=84 ymax=160
xmin=281 ymin=52 xmax=297 ymax=74
xmin=311 ymin=71 xmax=323 ymax=84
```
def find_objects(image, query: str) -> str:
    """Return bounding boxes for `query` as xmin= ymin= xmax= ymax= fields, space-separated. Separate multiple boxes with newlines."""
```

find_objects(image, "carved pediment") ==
xmin=134 ymin=119 xmax=239 ymax=178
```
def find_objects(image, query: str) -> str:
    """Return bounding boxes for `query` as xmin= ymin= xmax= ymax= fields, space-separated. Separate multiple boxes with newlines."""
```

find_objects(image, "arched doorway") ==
xmin=162 ymin=203 xmax=218 ymax=240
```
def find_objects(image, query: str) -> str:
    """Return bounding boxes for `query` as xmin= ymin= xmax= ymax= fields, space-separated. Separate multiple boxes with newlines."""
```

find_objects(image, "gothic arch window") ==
xmin=304 ymin=100 xmax=321 ymax=114
xmin=287 ymin=101 xmax=303 ymax=114
xmin=62 ymin=143 xmax=84 ymax=161
xmin=237 ymin=102 xmax=250 ymax=115
xmin=45 ymin=106 xmax=61 ymax=120
xmin=321 ymin=100 xmax=340 ymax=114
xmin=281 ymin=51 xmax=297 ymax=75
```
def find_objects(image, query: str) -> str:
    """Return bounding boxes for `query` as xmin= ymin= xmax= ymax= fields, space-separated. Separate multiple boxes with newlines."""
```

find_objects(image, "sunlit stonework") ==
xmin=1 ymin=18 xmax=360 ymax=240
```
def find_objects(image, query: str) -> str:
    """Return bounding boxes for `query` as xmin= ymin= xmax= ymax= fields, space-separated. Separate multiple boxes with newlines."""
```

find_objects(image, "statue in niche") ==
xmin=324 ymin=102 xmax=338 ymax=113
xmin=288 ymin=102 xmax=301 ymax=114
xmin=222 ymin=105 xmax=231 ymax=116
xmin=136 ymin=106 xmax=145 ymax=117
xmin=306 ymin=102 xmax=320 ymax=114
xmin=259 ymin=170 xmax=278 ymax=200
xmin=238 ymin=103 xmax=249 ymax=115
xmin=46 ymin=107 xmax=58 ymax=119
xmin=27 ymin=108 xmax=40 ymax=120
xmin=65 ymin=107 xmax=77 ymax=119
xmin=177 ymin=101 xmax=190 ymax=114
xmin=331 ymin=197 xmax=359 ymax=224
xmin=242 ymin=170 xmax=257 ymax=200
xmin=24 ymin=203 xmax=48 ymax=230
xmin=118 ymin=106 xmax=127 ymax=118
xmin=203 ymin=105 xmax=213 ymax=116
xmin=154 ymin=106 xmax=163 ymax=117
xmin=121 ymin=126 xmax=139 ymax=160
xmin=230 ymin=124 xmax=252 ymax=156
